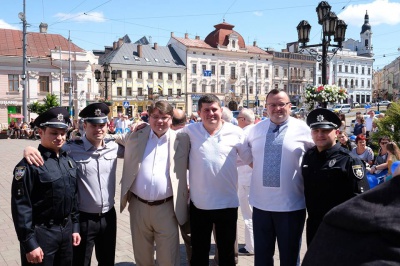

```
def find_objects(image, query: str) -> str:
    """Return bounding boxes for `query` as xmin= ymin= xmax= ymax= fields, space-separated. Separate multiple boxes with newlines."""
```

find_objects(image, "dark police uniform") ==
xmin=72 ymin=102 xmax=122 ymax=266
xmin=302 ymin=108 xmax=370 ymax=246
xmin=11 ymin=107 xmax=79 ymax=266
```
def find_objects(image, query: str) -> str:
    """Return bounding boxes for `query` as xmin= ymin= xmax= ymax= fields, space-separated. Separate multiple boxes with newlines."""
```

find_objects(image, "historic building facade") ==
xmin=0 ymin=25 xmax=97 ymax=126
xmin=94 ymin=36 xmax=186 ymax=118
xmin=168 ymin=21 xmax=273 ymax=115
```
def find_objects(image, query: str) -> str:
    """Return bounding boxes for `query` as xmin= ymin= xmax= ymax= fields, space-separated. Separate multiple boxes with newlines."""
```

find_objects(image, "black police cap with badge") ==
xmin=79 ymin=102 xmax=110 ymax=124
xmin=306 ymin=108 xmax=341 ymax=129
xmin=34 ymin=107 xmax=70 ymax=129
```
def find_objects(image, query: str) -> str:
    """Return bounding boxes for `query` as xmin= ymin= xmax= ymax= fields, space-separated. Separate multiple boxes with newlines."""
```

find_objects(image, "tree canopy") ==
xmin=28 ymin=93 xmax=60 ymax=115
xmin=372 ymin=102 xmax=400 ymax=144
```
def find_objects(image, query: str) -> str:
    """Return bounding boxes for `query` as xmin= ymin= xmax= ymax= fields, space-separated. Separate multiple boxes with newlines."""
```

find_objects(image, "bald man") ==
xmin=171 ymin=109 xmax=187 ymax=131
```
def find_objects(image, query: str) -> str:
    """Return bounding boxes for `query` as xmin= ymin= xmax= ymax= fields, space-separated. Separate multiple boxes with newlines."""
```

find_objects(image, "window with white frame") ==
xmin=8 ymin=74 xmax=19 ymax=92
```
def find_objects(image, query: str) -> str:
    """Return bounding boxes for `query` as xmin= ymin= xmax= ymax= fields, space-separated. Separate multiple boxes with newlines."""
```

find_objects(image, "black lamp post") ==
xmin=95 ymin=63 xmax=117 ymax=101
xmin=297 ymin=1 xmax=347 ymax=86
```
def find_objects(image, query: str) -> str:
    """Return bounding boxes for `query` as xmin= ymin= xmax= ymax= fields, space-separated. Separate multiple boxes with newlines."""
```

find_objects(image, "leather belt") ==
xmin=80 ymin=207 xmax=115 ymax=218
xmin=132 ymin=193 xmax=173 ymax=206
xmin=38 ymin=216 xmax=70 ymax=228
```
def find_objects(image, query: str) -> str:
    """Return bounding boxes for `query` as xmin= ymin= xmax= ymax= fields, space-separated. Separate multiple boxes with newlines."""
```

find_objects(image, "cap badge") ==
xmin=94 ymin=108 xmax=101 ymax=116
xmin=317 ymin=115 xmax=324 ymax=122
xmin=329 ymin=159 xmax=336 ymax=167
xmin=57 ymin=113 xmax=64 ymax=121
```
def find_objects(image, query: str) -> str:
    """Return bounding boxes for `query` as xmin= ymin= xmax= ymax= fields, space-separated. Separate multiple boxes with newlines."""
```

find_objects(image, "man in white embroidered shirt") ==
xmin=246 ymin=89 xmax=314 ymax=266
xmin=114 ymin=101 xmax=190 ymax=265
xmin=181 ymin=94 xmax=252 ymax=266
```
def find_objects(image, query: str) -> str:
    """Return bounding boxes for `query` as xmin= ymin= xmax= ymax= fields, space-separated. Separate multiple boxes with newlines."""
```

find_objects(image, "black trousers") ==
xmin=73 ymin=207 xmax=117 ymax=266
xmin=20 ymin=218 xmax=73 ymax=266
xmin=190 ymin=201 xmax=237 ymax=266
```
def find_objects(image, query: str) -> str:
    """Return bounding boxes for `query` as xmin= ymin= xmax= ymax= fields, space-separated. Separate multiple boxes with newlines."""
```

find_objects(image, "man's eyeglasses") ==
xmin=266 ymin=102 xmax=291 ymax=109
xmin=150 ymin=115 xmax=171 ymax=122
xmin=380 ymin=141 xmax=388 ymax=145
xmin=237 ymin=116 xmax=245 ymax=120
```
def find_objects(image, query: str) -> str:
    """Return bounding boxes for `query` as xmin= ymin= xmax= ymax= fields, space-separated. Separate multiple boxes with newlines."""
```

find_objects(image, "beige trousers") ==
xmin=128 ymin=196 xmax=180 ymax=266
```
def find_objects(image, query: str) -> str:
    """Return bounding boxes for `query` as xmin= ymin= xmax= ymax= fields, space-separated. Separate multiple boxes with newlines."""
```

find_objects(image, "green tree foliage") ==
xmin=28 ymin=93 xmax=60 ymax=115
xmin=372 ymin=102 xmax=400 ymax=145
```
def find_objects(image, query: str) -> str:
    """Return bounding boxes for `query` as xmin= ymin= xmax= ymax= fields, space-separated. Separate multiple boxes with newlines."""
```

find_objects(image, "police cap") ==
xmin=79 ymin=102 xmax=109 ymax=124
xmin=306 ymin=108 xmax=341 ymax=129
xmin=34 ymin=107 xmax=70 ymax=129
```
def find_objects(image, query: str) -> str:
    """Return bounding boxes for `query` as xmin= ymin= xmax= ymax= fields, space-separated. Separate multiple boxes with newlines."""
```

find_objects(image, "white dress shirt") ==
xmin=131 ymin=129 xmax=172 ymax=201
xmin=182 ymin=122 xmax=252 ymax=210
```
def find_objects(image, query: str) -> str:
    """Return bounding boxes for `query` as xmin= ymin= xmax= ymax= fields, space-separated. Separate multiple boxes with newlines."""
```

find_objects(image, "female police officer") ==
xmin=11 ymin=107 xmax=80 ymax=265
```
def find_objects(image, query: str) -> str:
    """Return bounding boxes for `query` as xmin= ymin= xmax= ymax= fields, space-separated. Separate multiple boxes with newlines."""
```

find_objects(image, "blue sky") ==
xmin=1 ymin=0 xmax=400 ymax=70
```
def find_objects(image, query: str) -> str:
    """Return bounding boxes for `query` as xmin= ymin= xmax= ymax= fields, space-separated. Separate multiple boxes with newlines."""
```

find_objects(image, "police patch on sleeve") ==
xmin=352 ymin=165 xmax=364 ymax=179
xmin=14 ymin=166 xmax=26 ymax=181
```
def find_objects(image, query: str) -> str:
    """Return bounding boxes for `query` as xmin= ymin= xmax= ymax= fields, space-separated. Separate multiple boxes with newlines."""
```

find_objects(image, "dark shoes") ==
xmin=238 ymin=247 xmax=254 ymax=256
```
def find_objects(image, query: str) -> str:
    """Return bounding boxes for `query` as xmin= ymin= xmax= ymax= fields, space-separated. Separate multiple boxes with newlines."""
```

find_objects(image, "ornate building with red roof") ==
xmin=168 ymin=21 xmax=273 ymax=115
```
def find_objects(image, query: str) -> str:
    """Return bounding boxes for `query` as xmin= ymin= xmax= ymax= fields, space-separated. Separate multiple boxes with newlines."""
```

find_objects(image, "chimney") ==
xmin=154 ymin=42 xmax=158 ymax=50
xmin=118 ymin=38 xmax=123 ymax=48
xmin=253 ymin=41 xmax=257 ymax=47
xmin=137 ymin=44 xmax=142 ymax=58
xmin=171 ymin=32 xmax=174 ymax=37
xmin=195 ymin=36 xmax=200 ymax=40
xmin=113 ymin=42 xmax=118 ymax=50
xmin=39 ymin=22 xmax=48 ymax=33
xmin=185 ymin=33 xmax=189 ymax=39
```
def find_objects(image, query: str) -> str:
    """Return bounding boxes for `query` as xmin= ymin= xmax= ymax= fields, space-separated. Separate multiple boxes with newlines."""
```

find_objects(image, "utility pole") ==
xmin=59 ymin=46 xmax=62 ymax=106
xmin=21 ymin=0 xmax=28 ymax=123
xmin=68 ymin=31 xmax=73 ymax=117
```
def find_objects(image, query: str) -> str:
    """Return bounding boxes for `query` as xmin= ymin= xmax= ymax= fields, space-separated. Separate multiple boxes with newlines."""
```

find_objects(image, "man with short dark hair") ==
xmin=302 ymin=108 xmax=369 ymax=245
xmin=181 ymin=94 xmax=252 ymax=266
xmin=12 ymin=107 xmax=80 ymax=265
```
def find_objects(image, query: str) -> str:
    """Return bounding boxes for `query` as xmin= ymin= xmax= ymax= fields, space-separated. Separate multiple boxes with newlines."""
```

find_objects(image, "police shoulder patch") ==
xmin=352 ymin=165 xmax=364 ymax=179
xmin=14 ymin=166 xmax=26 ymax=181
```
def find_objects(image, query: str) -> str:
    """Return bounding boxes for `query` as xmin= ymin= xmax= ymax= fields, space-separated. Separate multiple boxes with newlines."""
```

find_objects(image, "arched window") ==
xmin=232 ymin=40 xmax=236 ymax=48
xmin=365 ymin=39 xmax=368 ymax=47
xmin=338 ymin=78 xmax=342 ymax=86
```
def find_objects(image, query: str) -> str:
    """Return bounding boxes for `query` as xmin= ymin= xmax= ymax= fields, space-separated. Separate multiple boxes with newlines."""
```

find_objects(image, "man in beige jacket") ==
xmin=114 ymin=101 xmax=190 ymax=266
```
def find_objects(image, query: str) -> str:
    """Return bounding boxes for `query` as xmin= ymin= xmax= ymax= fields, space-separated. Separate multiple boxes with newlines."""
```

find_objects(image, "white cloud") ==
xmin=253 ymin=11 xmax=263 ymax=17
xmin=338 ymin=0 xmax=400 ymax=26
xmin=0 ymin=19 xmax=19 ymax=30
xmin=54 ymin=12 xmax=105 ymax=23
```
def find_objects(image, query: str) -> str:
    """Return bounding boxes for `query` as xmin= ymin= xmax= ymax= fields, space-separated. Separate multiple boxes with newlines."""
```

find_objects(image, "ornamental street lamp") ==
xmin=296 ymin=1 xmax=347 ymax=86
xmin=94 ymin=63 xmax=117 ymax=101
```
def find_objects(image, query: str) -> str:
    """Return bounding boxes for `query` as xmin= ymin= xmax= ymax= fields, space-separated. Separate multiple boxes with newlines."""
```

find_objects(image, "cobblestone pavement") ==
xmin=0 ymin=139 xmax=307 ymax=265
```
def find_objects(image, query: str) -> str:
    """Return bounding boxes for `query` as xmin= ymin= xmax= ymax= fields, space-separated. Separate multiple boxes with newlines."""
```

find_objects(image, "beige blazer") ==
xmin=114 ymin=127 xmax=190 ymax=226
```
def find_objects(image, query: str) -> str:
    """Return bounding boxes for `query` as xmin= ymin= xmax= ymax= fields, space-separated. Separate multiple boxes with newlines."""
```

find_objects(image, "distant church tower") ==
xmin=358 ymin=10 xmax=373 ymax=57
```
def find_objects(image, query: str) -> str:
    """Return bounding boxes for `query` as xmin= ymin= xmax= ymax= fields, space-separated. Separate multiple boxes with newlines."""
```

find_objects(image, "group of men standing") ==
xmin=12 ymin=89 xmax=371 ymax=266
